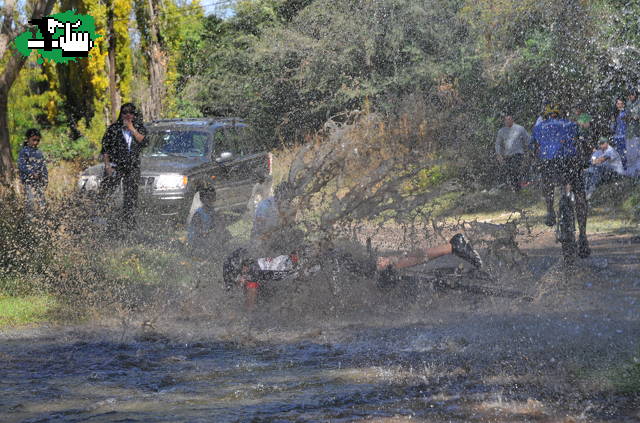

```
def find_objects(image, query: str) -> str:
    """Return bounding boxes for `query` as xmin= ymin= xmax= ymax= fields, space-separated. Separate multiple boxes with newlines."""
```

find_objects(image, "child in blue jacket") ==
xmin=17 ymin=128 xmax=48 ymax=212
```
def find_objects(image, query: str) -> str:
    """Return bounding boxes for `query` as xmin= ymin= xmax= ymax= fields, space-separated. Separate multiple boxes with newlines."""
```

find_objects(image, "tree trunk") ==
xmin=147 ymin=43 xmax=167 ymax=120
xmin=106 ymin=0 xmax=120 ymax=123
xmin=0 ymin=0 xmax=18 ymax=60
xmin=144 ymin=0 xmax=167 ymax=121
xmin=0 ymin=0 xmax=56 ymax=186
xmin=0 ymin=53 xmax=28 ymax=185
xmin=0 ymin=90 xmax=14 ymax=186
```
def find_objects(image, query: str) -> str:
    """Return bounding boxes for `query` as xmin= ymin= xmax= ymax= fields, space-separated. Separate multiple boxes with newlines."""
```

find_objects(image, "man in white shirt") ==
xmin=251 ymin=181 xmax=302 ymax=256
xmin=495 ymin=115 xmax=530 ymax=191
xmin=585 ymin=137 xmax=624 ymax=200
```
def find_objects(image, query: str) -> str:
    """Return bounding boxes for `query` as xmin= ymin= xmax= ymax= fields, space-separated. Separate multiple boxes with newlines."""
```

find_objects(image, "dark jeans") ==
xmin=99 ymin=167 xmax=140 ymax=224
xmin=503 ymin=153 xmax=524 ymax=190
xmin=22 ymin=183 xmax=46 ymax=213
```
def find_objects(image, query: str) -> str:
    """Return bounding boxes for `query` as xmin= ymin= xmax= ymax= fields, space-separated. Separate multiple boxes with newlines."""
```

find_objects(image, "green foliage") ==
xmin=621 ymin=184 xmax=640 ymax=221
xmin=183 ymin=0 xmax=472 ymax=146
xmin=5 ymin=0 xmax=640 ymax=184
xmin=412 ymin=165 xmax=448 ymax=191
xmin=113 ymin=0 xmax=134 ymax=101
xmin=40 ymin=127 xmax=97 ymax=161
xmin=8 ymin=62 xmax=46 ymax=159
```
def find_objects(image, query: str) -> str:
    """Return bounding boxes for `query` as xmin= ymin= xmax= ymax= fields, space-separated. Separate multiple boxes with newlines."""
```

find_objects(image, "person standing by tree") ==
xmin=611 ymin=98 xmax=628 ymax=170
xmin=99 ymin=103 xmax=147 ymax=228
xmin=17 ymin=128 xmax=48 ymax=213
xmin=495 ymin=114 xmax=530 ymax=191
xmin=623 ymin=89 xmax=640 ymax=176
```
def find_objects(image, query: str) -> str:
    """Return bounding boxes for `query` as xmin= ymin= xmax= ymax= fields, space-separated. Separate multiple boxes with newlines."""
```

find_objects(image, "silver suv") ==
xmin=78 ymin=118 xmax=272 ymax=217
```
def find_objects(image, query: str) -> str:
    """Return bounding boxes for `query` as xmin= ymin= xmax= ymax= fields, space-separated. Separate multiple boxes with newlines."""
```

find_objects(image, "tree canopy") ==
xmin=2 ymin=0 xmax=640 ymax=183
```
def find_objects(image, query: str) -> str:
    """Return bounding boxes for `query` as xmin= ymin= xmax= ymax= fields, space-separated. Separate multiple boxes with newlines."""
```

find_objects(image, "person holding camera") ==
xmin=99 ymin=103 xmax=147 ymax=227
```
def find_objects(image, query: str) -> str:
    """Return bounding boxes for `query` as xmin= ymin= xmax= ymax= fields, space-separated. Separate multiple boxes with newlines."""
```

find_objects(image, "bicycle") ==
xmin=222 ymin=243 xmax=532 ymax=310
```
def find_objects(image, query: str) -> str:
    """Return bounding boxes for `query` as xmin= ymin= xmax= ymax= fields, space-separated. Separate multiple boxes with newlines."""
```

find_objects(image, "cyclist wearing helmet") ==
xmin=224 ymin=231 xmax=483 ymax=310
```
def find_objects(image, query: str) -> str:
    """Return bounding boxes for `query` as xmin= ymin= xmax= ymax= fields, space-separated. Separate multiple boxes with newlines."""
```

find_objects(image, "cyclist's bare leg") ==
xmin=376 ymin=243 xmax=452 ymax=270
xmin=244 ymin=284 xmax=258 ymax=311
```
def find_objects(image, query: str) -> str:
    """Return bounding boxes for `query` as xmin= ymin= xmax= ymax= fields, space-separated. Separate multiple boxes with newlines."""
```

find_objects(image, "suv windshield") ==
xmin=145 ymin=130 xmax=210 ymax=157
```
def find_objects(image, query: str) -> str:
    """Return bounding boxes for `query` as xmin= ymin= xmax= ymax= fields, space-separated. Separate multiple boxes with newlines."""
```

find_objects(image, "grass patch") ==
xmin=412 ymin=182 xmax=639 ymax=233
xmin=0 ymin=295 xmax=57 ymax=327
xmin=614 ymin=359 xmax=640 ymax=394
xmin=100 ymin=244 xmax=195 ymax=287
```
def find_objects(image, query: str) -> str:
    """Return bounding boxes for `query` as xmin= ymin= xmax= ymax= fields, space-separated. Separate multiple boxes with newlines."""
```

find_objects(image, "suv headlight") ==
xmin=78 ymin=175 xmax=99 ymax=190
xmin=154 ymin=174 xmax=188 ymax=190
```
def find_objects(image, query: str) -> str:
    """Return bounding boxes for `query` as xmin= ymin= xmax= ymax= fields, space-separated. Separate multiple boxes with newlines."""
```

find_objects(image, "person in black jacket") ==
xmin=99 ymin=103 xmax=148 ymax=226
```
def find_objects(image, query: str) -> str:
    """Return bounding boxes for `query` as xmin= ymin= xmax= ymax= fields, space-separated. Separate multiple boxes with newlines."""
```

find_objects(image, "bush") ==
xmin=40 ymin=126 xmax=99 ymax=162
xmin=0 ymin=196 xmax=56 ymax=296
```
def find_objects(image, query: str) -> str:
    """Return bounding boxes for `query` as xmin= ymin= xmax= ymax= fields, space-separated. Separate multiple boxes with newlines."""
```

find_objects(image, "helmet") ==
xmin=545 ymin=104 xmax=561 ymax=117
xmin=197 ymin=179 xmax=216 ymax=203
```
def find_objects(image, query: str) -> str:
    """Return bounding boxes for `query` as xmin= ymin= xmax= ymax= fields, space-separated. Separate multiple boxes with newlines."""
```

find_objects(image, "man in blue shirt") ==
xmin=18 ymin=128 xmax=48 ymax=213
xmin=531 ymin=105 xmax=590 ymax=260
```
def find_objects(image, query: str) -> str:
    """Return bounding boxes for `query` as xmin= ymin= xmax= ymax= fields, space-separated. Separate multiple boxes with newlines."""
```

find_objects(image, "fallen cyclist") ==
xmin=223 ymin=232 xmax=484 ymax=310
xmin=225 ymin=180 xmax=484 ymax=309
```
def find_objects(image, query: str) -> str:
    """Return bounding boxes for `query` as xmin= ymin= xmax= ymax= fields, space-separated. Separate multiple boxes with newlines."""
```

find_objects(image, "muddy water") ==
xmin=2 ymin=242 xmax=640 ymax=422
xmin=2 ymin=304 xmax=639 ymax=422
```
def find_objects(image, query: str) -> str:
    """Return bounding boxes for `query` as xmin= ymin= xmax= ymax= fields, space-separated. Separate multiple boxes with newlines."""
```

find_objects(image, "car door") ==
xmin=210 ymin=125 xmax=268 ymax=210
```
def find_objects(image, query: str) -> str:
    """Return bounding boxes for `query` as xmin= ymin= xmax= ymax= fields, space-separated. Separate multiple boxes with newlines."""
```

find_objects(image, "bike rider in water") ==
xmin=531 ymin=104 xmax=591 ymax=263
xmin=224 ymin=180 xmax=484 ymax=309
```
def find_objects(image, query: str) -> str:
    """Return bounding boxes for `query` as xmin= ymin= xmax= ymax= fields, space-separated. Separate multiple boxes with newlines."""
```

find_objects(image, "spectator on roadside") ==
xmin=572 ymin=107 xmax=597 ymax=170
xmin=99 ymin=103 xmax=147 ymax=228
xmin=249 ymin=180 xmax=307 ymax=261
xmin=247 ymin=175 xmax=272 ymax=219
xmin=611 ymin=97 xmax=628 ymax=170
xmin=187 ymin=184 xmax=229 ymax=255
xmin=17 ymin=128 xmax=48 ymax=213
xmin=585 ymin=137 xmax=625 ymax=200
xmin=495 ymin=114 xmax=530 ymax=191
xmin=624 ymin=88 xmax=640 ymax=176
xmin=531 ymin=104 xmax=590 ymax=258
xmin=251 ymin=187 xmax=281 ymax=242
